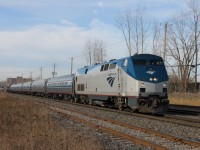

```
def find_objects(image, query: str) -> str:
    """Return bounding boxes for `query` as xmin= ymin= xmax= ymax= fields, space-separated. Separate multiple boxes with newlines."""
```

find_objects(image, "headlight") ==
xmin=141 ymin=83 xmax=144 ymax=87
xmin=150 ymin=77 xmax=158 ymax=82
xmin=153 ymin=78 xmax=158 ymax=82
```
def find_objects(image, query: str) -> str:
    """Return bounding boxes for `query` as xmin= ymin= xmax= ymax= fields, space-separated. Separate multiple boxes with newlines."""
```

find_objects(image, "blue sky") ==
xmin=0 ymin=0 xmax=186 ymax=80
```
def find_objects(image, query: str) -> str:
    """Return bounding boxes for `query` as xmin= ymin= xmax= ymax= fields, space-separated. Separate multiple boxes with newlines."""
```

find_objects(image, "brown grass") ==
xmin=169 ymin=93 xmax=200 ymax=106
xmin=0 ymin=92 xmax=102 ymax=150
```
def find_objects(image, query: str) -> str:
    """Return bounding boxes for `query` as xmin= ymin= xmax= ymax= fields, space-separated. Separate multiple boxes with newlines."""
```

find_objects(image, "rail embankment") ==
xmin=0 ymin=92 xmax=102 ymax=150
xmin=169 ymin=93 xmax=200 ymax=106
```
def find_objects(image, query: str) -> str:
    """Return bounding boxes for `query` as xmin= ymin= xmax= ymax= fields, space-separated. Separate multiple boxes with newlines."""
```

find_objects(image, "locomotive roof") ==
xmin=47 ymin=74 xmax=74 ymax=82
xmin=22 ymin=81 xmax=32 ymax=86
xmin=77 ymin=54 xmax=163 ymax=74
xmin=131 ymin=54 xmax=163 ymax=60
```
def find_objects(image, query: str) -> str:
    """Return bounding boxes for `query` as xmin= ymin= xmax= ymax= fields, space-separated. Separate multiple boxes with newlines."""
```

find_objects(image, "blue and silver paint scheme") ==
xmin=76 ymin=54 xmax=169 ymax=113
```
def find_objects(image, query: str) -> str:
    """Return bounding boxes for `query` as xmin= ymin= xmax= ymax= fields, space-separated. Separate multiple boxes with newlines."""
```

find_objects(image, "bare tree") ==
xmin=83 ymin=39 xmax=106 ymax=65
xmin=116 ymin=6 xmax=150 ymax=55
xmin=152 ymin=19 xmax=162 ymax=55
xmin=116 ymin=10 xmax=133 ymax=56
xmin=167 ymin=14 xmax=196 ymax=92
xmin=83 ymin=39 xmax=93 ymax=66
xmin=187 ymin=0 xmax=200 ymax=91
xmin=166 ymin=0 xmax=200 ymax=92
xmin=133 ymin=6 xmax=150 ymax=54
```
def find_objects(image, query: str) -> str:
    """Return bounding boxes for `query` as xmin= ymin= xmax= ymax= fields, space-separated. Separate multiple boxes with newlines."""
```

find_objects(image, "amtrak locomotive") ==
xmin=9 ymin=54 xmax=169 ymax=114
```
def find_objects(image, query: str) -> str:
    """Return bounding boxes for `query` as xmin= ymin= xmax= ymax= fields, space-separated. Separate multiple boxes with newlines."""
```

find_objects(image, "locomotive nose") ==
xmin=139 ymin=81 xmax=167 ymax=98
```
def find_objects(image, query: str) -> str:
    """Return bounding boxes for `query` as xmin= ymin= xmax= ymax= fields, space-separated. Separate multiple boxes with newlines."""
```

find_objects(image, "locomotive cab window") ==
xmin=150 ymin=60 xmax=164 ymax=66
xmin=122 ymin=59 xmax=128 ymax=67
xmin=85 ymin=68 xmax=88 ymax=74
xmin=133 ymin=59 xmax=147 ymax=66
xmin=100 ymin=65 xmax=105 ymax=71
xmin=109 ymin=63 xmax=116 ymax=70
xmin=104 ymin=64 xmax=109 ymax=71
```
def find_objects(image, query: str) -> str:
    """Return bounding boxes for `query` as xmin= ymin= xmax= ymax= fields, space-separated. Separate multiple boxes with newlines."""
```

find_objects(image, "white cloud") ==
xmin=0 ymin=0 xmax=190 ymax=81
xmin=0 ymin=19 xmax=127 ymax=80
xmin=93 ymin=9 xmax=98 ymax=14
xmin=60 ymin=19 xmax=78 ymax=27
xmin=97 ymin=1 xmax=104 ymax=8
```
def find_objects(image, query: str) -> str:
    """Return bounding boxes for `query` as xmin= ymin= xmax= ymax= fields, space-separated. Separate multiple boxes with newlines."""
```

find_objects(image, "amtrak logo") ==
xmin=146 ymin=70 xmax=155 ymax=75
xmin=107 ymin=76 xmax=116 ymax=87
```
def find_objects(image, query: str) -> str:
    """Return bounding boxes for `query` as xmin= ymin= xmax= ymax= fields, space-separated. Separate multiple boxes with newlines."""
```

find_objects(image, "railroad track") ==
xmin=169 ymin=105 xmax=200 ymax=114
xmin=9 ymin=93 xmax=200 ymax=128
xmin=66 ymin=102 xmax=200 ymax=128
xmin=8 ymin=94 xmax=200 ymax=149
xmin=164 ymin=114 xmax=200 ymax=125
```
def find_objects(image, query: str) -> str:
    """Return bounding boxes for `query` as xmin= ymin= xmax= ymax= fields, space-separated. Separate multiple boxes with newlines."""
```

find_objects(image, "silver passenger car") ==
xmin=31 ymin=79 xmax=46 ymax=96
xmin=10 ymin=83 xmax=23 ymax=93
xmin=46 ymin=75 xmax=73 ymax=99
xmin=21 ymin=81 xmax=32 ymax=94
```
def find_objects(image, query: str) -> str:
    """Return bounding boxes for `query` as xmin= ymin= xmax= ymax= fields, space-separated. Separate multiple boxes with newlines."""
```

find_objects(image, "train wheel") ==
xmin=119 ymin=106 xmax=123 ymax=111
xmin=74 ymin=98 xmax=77 ymax=103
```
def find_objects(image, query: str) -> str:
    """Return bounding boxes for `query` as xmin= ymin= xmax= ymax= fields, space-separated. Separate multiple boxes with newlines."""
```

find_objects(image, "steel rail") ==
xmin=60 ymin=100 xmax=200 ymax=128
xmin=8 ymin=93 xmax=200 ymax=128
xmin=57 ymin=107 xmax=200 ymax=149
xmin=164 ymin=114 xmax=200 ymax=124
xmin=9 ymin=94 xmax=200 ymax=148
xmin=53 ymin=109 xmax=168 ymax=150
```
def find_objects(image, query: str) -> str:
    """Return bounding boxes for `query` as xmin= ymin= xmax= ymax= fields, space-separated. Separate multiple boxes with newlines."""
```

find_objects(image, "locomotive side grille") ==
xmin=77 ymin=84 xmax=84 ymax=91
xmin=163 ymin=88 xmax=167 ymax=93
xmin=140 ymin=88 xmax=145 ymax=93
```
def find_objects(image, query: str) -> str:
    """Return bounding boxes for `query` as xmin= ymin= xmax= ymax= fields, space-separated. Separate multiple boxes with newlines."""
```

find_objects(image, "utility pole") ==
xmin=22 ymin=74 xmax=23 ymax=83
xmin=195 ymin=17 xmax=198 ymax=92
xmin=163 ymin=23 xmax=167 ymax=62
xmin=30 ymin=72 xmax=32 ymax=82
xmin=52 ymin=64 xmax=56 ymax=77
xmin=71 ymin=57 xmax=73 ymax=75
xmin=40 ymin=67 xmax=42 ymax=79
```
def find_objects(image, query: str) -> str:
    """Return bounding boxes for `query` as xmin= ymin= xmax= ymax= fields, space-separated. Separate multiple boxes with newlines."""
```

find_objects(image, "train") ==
xmin=8 ymin=54 xmax=169 ymax=114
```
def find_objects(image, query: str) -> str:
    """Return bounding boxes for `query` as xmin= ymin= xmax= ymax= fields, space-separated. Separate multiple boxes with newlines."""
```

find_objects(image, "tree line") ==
xmin=83 ymin=0 xmax=200 ymax=93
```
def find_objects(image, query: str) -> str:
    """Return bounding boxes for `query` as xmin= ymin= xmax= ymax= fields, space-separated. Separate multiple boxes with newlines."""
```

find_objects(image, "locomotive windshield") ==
xmin=133 ymin=59 xmax=164 ymax=66
xmin=132 ymin=59 xmax=147 ymax=66
xmin=150 ymin=60 xmax=164 ymax=66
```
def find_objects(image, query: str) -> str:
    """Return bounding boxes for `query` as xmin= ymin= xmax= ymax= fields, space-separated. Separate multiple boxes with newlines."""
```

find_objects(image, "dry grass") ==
xmin=0 ymin=92 xmax=102 ymax=150
xmin=169 ymin=93 xmax=200 ymax=106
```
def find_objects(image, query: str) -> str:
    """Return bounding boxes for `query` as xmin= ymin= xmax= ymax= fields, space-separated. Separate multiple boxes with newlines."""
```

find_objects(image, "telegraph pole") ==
xmin=71 ymin=57 xmax=73 ymax=75
xmin=40 ymin=67 xmax=43 ymax=79
xmin=195 ymin=17 xmax=198 ymax=92
xmin=22 ymin=74 xmax=23 ymax=83
xmin=30 ymin=72 xmax=32 ymax=82
xmin=163 ymin=23 xmax=167 ymax=62
xmin=52 ymin=64 xmax=56 ymax=77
